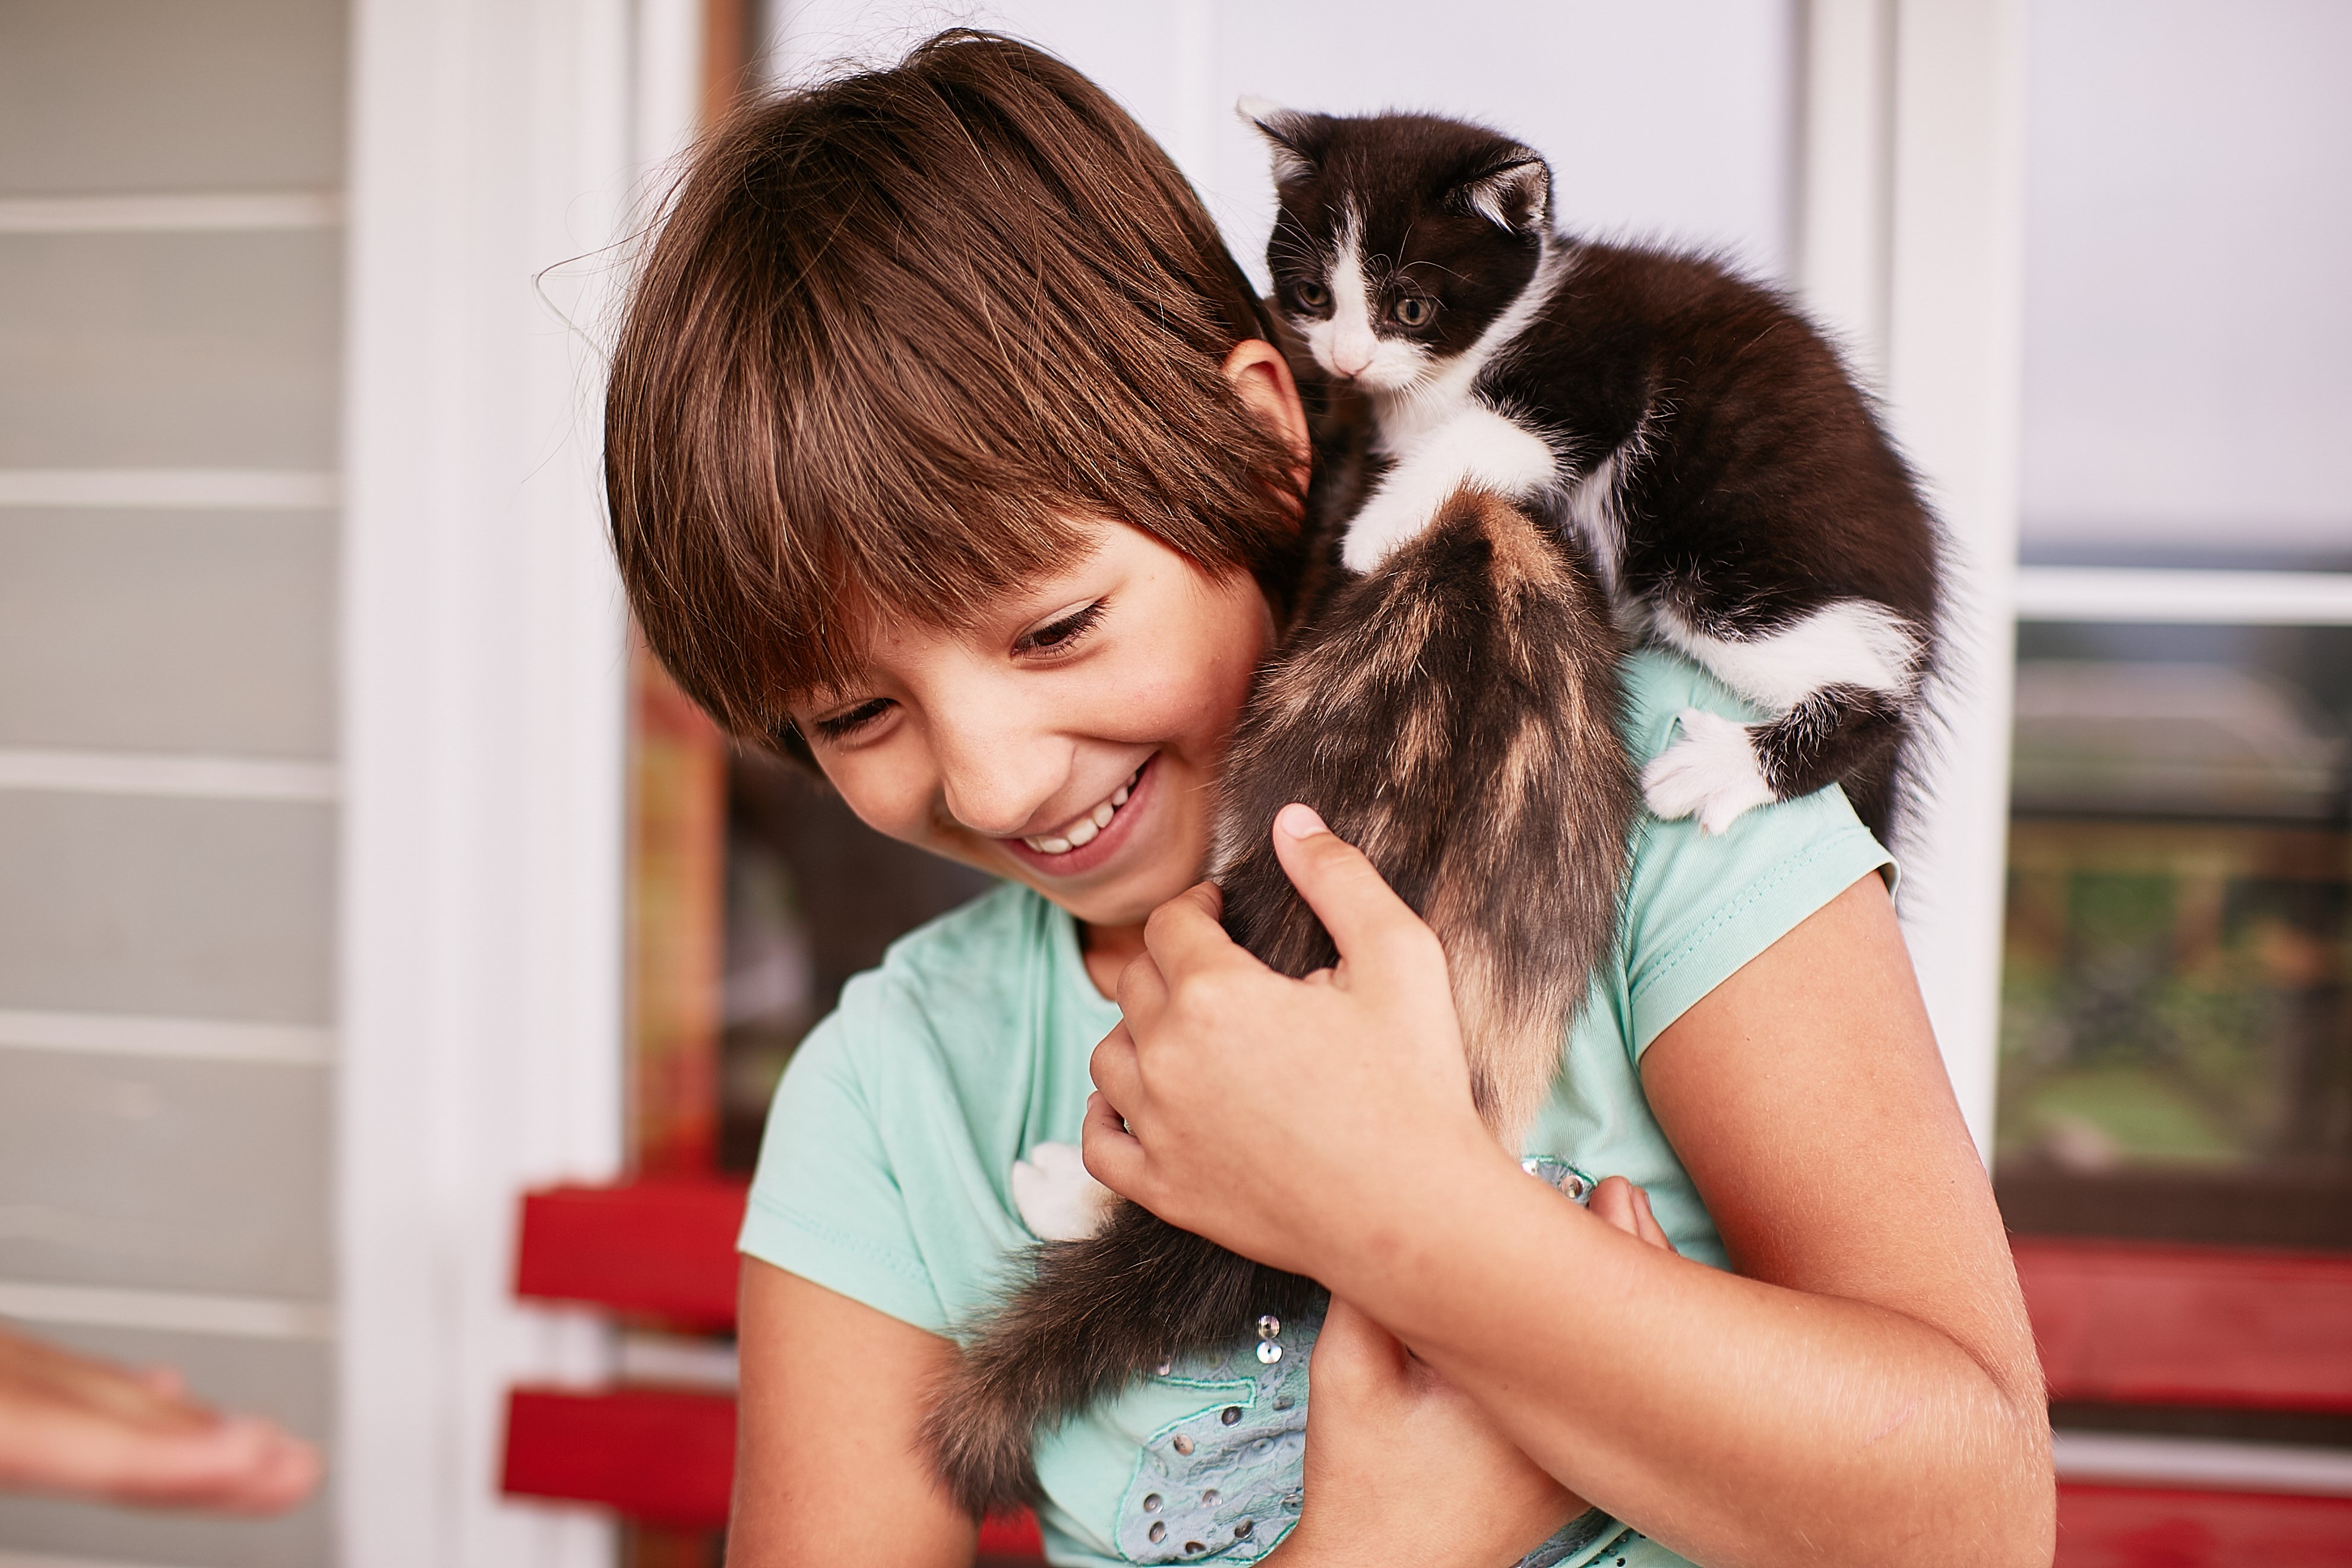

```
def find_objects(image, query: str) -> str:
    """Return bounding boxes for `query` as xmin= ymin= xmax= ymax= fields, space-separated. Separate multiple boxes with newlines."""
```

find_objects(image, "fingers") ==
xmin=1588 ymin=1177 xmax=1678 ymax=1254
xmin=1080 ymin=1090 xmax=1143 ymax=1199
xmin=116 ymin=1415 xmax=322 ymax=1514
xmin=1631 ymin=1183 xmax=1678 ymax=1254
xmin=1137 ymin=880 xmax=1242 ymax=986
xmin=1085 ymin=1015 xmax=1145 ymax=1198
xmin=1588 ymin=1175 xmax=1637 ymax=1236
xmin=1268 ymin=805 xmax=1441 ymax=980
xmin=138 ymin=1365 xmax=189 ymax=1403
xmin=1089 ymin=1020 xmax=1140 ymax=1112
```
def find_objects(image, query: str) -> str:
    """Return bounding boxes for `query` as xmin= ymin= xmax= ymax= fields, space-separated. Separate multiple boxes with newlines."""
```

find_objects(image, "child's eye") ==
xmin=1294 ymin=280 xmax=1332 ymax=310
xmin=1017 ymin=600 xmax=1105 ymax=655
xmin=810 ymin=698 xmax=893 ymax=740
xmin=1392 ymin=295 xmax=1437 ymax=327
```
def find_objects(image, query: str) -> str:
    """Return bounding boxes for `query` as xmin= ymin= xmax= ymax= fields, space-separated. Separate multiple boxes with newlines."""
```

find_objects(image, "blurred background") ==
xmin=0 ymin=1 xmax=2343 ymax=1565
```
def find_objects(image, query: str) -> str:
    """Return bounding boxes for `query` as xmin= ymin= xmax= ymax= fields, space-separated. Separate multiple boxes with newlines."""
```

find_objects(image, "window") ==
xmin=1990 ymin=0 xmax=2352 ymax=1249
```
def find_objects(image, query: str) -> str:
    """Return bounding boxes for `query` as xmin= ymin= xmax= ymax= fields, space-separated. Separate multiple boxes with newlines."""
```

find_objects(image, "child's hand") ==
xmin=1085 ymin=803 xmax=1501 ymax=1280
xmin=1264 ymin=1184 xmax=1674 ymax=1566
xmin=1586 ymin=1174 xmax=1676 ymax=1253
xmin=1268 ymin=1296 xmax=1580 ymax=1566
xmin=0 ymin=1326 xmax=320 ymax=1512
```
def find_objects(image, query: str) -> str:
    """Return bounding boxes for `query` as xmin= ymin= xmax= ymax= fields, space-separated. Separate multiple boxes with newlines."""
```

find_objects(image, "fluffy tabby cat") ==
xmin=921 ymin=482 xmax=1637 ymax=1514
xmin=1247 ymin=105 xmax=1942 ymax=840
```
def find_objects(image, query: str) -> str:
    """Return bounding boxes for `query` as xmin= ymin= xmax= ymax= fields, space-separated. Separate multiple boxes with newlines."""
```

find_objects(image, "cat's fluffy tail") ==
xmin=921 ymin=1199 xmax=1319 ymax=1517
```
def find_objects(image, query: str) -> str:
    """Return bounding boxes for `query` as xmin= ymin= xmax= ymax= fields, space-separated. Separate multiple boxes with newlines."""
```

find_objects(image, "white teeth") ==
xmin=1022 ymin=765 xmax=1146 ymax=855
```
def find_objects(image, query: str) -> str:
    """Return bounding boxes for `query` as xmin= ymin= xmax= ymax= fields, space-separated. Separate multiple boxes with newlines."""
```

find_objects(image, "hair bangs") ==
xmin=608 ymin=30 xmax=1304 ymax=758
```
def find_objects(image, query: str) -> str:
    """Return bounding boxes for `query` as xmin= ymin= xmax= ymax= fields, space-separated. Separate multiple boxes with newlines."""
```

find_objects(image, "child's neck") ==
xmin=1079 ymin=919 xmax=1147 ymax=1000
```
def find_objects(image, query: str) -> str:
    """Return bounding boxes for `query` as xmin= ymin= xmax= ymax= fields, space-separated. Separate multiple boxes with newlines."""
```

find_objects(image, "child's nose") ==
xmin=931 ymin=710 xmax=1068 ymax=840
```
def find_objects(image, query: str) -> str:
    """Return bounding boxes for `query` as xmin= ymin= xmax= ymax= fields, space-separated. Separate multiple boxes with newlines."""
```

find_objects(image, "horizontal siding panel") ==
xmin=0 ymin=510 xmax=333 ymax=756
xmin=0 ymin=0 xmax=344 ymax=196
xmin=0 ymin=230 xmax=339 ymax=469
xmin=0 ymin=1322 xmax=330 ymax=1567
xmin=0 ymin=794 xmax=333 ymax=1023
xmin=0 ymin=1054 xmax=330 ymax=1297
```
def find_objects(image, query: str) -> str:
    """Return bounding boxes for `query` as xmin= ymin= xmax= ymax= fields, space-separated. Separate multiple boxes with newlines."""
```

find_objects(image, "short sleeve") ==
xmin=738 ymin=984 xmax=951 ymax=1333
xmin=1614 ymin=653 xmax=1896 ymax=1057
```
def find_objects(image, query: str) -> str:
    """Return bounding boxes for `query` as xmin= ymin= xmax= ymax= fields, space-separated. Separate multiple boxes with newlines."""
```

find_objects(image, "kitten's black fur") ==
xmin=921 ymin=482 xmax=1636 ymax=1514
xmin=1251 ymin=108 xmax=1942 ymax=842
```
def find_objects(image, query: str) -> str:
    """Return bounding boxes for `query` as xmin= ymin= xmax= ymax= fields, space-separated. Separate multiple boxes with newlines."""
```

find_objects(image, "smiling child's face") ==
xmin=792 ymin=521 xmax=1276 ymax=941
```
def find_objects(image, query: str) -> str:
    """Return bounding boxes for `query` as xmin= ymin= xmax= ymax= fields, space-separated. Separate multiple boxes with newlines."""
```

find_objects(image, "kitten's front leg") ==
xmin=1342 ymin=405 xmax=1556 ymax=574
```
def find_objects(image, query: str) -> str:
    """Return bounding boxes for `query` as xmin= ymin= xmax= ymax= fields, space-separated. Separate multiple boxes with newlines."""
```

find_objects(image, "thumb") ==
xmin=1268 ymin=805 xmax=1439 ymax=982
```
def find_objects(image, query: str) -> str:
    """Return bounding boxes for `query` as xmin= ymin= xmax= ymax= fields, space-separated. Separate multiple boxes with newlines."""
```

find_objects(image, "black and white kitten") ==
xmin=1246 ymin=103 xmax=1941 ymax=839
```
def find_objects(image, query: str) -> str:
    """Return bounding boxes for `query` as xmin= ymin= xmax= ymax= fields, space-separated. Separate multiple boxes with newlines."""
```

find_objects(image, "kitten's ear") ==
xmin=1238 ymin=97 xmax=1324 ymax=187
xmin=1458 ymin=151 xmax=1552 ymax=235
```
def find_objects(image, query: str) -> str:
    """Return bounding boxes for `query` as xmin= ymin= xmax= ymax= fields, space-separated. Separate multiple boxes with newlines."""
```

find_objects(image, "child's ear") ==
xmin=1221 ymin=338 xmax=1311 ymax=487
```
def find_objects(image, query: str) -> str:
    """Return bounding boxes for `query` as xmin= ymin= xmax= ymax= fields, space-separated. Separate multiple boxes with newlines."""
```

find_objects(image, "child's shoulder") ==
xmin=870 ymin=877 xmax=1041 ymax=974
xmin=1615 ymin=644 xmax=1759 ymax=766
xmin=834 ymin=879 xmax=1060 ymax=1028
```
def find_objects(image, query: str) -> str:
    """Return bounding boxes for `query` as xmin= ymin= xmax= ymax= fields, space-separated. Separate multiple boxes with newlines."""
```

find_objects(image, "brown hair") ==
xmin=605 ymin=30 xmax=1303 ymax=757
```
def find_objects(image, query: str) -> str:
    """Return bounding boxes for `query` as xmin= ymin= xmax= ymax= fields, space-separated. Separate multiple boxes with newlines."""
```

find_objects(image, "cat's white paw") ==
xmin=1339 ymin=487 xmax=1437 ymax=574
xmin=1642 ymin=708 xmax=1777 ymax=836
xmin=1010 ymin=1141 xmax=1115 ymax=1242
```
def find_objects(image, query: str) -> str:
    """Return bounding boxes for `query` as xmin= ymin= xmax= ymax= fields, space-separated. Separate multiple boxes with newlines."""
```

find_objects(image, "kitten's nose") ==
xmin=1330 ymin=343 xmax=1375 ymax=378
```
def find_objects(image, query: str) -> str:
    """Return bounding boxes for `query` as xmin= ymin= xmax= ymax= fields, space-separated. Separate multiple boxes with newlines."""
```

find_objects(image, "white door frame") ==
xmin=337 ymin=1 xmax=701 ymax=1563
xmin=1798 ymin=0 xmax=2028 ymax=1159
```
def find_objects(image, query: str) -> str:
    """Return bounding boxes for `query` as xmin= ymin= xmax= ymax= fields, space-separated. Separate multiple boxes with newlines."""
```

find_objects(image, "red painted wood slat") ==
xmin=2056 ymin=1484 xmax=2352 ymax=1566
xmin=504 ymin=1387 xmax=736 ymax=1527
xmin=514 ymin=1177 xmax=749 ymax=1330
xmin=2016 ymin=1238 xmax=2352 ymax=1411
xmin=501 ymin=1386 xmax=1045 ymax=1556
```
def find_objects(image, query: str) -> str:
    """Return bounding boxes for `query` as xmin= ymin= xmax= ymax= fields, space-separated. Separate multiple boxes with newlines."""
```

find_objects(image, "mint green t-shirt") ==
xmin=742 ymin=649 xmax=1893 ymax=1567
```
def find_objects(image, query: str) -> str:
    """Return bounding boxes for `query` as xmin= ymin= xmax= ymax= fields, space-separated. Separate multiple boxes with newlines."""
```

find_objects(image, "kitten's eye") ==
xmin=1392 ymin=296 xmax=1437 ymax=327
xmin=1017 ymin=600 xmax=1105 ymax=655
xmin=1294 ymin=280 xmax=1332 ymax=311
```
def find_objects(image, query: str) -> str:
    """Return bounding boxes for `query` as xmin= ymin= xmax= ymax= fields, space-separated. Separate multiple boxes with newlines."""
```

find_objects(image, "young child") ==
xmin=605 ymin=31 xmax=2051 ymax=1568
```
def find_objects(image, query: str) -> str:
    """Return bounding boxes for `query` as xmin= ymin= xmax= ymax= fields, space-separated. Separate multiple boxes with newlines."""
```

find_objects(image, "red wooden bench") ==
xmin=498 ymin=1177 xmax=1044 ymax=1558
xmin=2015 ymin=1237 xmax=2352 ymax=1565
xmin=501 ymin=1181 xmax=2352 ymax=1564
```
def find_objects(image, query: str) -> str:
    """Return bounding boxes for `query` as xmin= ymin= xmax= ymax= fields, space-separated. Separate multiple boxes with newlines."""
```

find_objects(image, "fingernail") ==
xmin=1275 ymin=802 xmax=1327 ymax=839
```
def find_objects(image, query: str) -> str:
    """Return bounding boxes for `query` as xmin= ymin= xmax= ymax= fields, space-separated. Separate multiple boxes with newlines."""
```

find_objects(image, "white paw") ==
xmin=1641 ymin=708 xmax=1776 ymax=836
xmin=1010 ymin=1142 xmax=1115 ymax=1242
xmin=1339 ymin=486 xmax=1437 ymax=574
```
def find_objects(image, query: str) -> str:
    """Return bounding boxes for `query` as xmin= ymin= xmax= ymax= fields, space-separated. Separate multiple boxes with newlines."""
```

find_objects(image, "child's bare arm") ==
xmin=729 ymin=1261 xmax=976 ymax=1566
xmin=1258 ymin=1181 xmax=1678 ymax=1567
xmin=1088 ymin=812 xmax=2053 ymax=1568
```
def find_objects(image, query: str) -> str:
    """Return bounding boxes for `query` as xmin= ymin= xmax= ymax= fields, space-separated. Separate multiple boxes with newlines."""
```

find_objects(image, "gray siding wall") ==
xmin=0 ymin=2 xmax=346 ymax=1563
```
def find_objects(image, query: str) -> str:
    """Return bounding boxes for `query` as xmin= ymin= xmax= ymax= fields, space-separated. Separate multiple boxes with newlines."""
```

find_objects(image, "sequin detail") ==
xmin=1112 ymin=1305 xmax=1322 ymax=1561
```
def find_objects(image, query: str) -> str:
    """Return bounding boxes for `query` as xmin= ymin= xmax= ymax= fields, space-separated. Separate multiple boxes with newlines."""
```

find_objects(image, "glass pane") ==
xmin=718 ymin=752 xmax=997 ymax=1169
xmin=2019 ymin=0 xmax=2352 ymax=568
xmin=1997 ymin=620 xmax=2352 ymax=1242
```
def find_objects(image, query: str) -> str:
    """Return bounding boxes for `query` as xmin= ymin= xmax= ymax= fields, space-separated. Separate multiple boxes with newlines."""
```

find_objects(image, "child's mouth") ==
xmin=1020 ymin=761 xmax=1147 ymax=856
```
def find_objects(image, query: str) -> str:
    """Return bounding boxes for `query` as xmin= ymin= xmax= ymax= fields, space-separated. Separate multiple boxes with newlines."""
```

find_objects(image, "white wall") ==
xmin=766 ymin=1 xmax=1798 ymax=289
